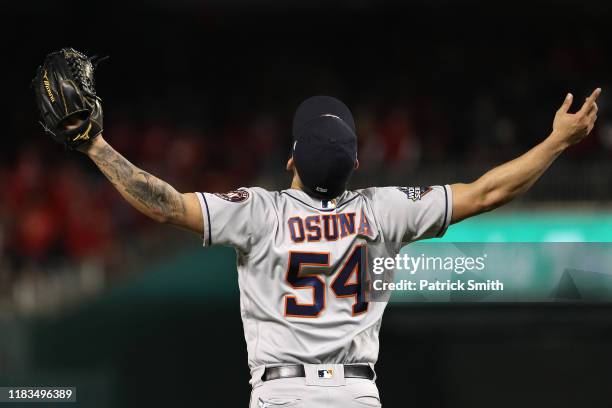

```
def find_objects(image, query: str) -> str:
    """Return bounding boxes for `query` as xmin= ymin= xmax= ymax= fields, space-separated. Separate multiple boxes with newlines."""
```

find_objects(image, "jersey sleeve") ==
xmin=195 ymin=187 xmax=276 ymax=253
xmin=369 ymin=185 xmax=452 ymax=243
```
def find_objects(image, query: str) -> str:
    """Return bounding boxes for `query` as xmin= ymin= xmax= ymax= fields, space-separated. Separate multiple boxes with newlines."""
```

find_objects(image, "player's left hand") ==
xmin=551 ymin=87 xmax=601 ymax=147
xmin=33 ymin=48 xmax=104 ymax=150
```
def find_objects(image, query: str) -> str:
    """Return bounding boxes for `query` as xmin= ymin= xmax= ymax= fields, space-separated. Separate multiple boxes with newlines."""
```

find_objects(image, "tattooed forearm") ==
xmin=90 ymin=143 xmax=186 ymax=223
xmin=124 ymin=171 xmax=186 ymax=219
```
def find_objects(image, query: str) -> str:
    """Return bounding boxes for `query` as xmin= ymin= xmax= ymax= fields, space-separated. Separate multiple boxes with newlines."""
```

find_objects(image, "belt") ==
xmin=262 ymin=364 xmax=374 ymax=382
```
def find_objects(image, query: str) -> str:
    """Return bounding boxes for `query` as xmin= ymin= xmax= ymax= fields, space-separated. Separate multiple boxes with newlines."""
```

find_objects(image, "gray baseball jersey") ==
xmin=196 ymin=186 xmax=452 ymax=383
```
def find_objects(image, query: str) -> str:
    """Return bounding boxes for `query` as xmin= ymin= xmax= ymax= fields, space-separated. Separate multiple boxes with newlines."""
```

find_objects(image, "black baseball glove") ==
xmin=33 ymin=48 xmax=104 ymax=150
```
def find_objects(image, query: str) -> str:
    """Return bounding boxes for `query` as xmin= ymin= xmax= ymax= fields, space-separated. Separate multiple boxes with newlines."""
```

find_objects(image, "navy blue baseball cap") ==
xmin=292 ymin=96 xmax=357 ymax=199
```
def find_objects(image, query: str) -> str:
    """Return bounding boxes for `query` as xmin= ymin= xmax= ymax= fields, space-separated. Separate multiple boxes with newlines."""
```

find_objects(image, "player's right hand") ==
xmin=551 ymin=88 xmax=601 ymax=147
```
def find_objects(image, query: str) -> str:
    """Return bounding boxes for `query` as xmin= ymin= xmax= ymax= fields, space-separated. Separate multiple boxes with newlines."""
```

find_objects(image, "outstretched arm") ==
xmin=79 ymin=136 xmax=203 ymax=233
xmin=451 ymin=88 xmax=601 ymax=224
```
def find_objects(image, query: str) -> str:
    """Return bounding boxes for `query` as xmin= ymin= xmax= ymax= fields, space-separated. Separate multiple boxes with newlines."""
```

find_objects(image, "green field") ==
xmin=441 ymin=210 xmax=612 ymax=242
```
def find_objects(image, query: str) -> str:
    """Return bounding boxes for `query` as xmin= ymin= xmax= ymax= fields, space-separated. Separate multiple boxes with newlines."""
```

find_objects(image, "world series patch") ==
xmin=397 ymin=186 xmax=432 ymax=201
xmin=214 ymin=189 xmax=250 ymax=202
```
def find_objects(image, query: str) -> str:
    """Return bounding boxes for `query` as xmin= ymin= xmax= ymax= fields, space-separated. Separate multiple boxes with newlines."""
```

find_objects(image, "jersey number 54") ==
xmin=284 ymin=246 xmax=369 ymax=318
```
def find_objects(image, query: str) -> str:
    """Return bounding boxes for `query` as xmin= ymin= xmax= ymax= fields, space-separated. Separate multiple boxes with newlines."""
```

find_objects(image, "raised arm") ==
xmin=79 ymin=136 xmax=203 ymax=233
xmin=451 ymin=88 xmax=601 ymax=223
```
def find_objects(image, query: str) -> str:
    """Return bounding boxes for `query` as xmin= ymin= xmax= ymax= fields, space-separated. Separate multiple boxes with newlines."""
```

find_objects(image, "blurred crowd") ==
xmin=4 ymin=2 xmax=612 ymax=313
xmin=2 ymin=97 xmax=612 ymax=311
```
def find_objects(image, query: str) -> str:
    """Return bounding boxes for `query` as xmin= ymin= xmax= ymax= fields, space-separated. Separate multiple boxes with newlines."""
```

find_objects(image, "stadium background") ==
xmin=1 ymin=0 xmax=612 ymax=406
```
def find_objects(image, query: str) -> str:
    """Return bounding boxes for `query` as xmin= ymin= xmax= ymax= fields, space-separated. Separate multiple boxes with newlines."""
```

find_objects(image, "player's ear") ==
xmin=354 ymin=159 xmax=360 ymax=170
xmin=287 ymin=156 xmax=295 ymax=171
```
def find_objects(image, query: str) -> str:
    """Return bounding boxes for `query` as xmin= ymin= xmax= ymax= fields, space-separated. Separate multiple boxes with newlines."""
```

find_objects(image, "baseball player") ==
xmin=33 ymin=49 xmax=600 ymax=407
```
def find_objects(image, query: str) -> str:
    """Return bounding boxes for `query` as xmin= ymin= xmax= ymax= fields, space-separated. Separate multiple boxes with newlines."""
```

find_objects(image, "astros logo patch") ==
xmin=214 ymin=189 xmax=250 ymax=202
